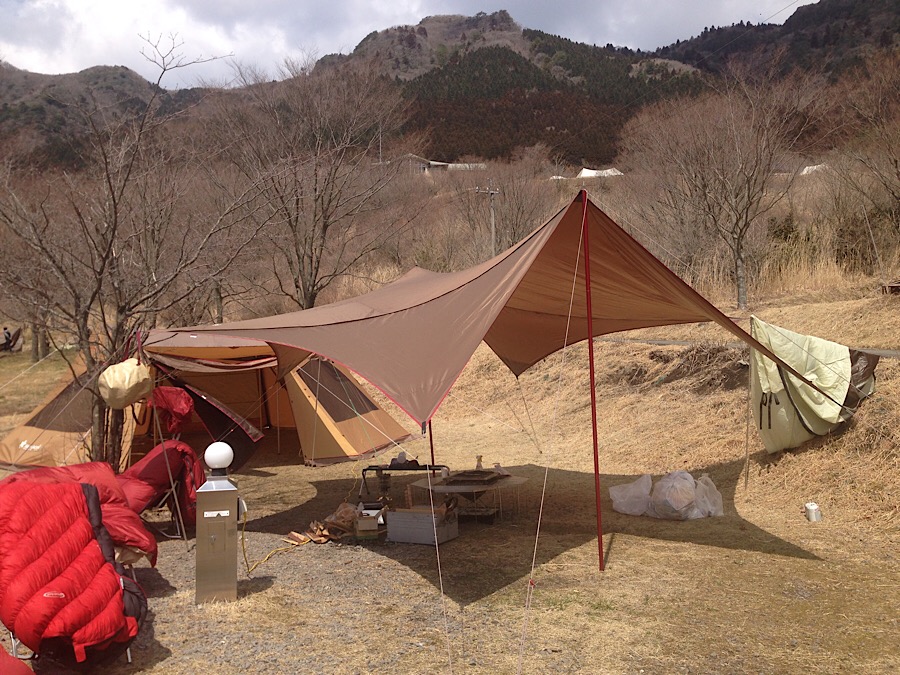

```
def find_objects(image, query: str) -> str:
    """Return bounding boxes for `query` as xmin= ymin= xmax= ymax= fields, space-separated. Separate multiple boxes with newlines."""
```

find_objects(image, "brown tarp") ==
xmin=176 ymin=192 xmax=820 ymax=424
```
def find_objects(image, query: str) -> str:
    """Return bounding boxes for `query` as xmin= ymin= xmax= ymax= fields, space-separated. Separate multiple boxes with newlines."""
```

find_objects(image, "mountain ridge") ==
xmin=1 ymin=1 xmax=896 ymax=167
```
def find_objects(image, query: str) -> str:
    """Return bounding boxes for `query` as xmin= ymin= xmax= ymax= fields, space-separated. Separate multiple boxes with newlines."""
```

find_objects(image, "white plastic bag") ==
xmin=647 ymin=470 xmax=702 ymax=520
xmin=694 ymin=473 xmax=724 ymax=517
xmin=609 ymin=474 xmax=652 ymax=516
xmin=98 ymin=358 xmax=153 ymax=409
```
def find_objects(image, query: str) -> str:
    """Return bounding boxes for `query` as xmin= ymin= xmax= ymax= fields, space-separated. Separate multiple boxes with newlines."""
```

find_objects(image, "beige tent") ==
xmin=287 ymin=357 xmax=413 ymax=465
xmin=2 ymin=334 xmax=412 ymax=469
xmin=144 ymin=333 xmax=413 ymax=465
xmin=0 ymin=361 xmax=135 ymax=470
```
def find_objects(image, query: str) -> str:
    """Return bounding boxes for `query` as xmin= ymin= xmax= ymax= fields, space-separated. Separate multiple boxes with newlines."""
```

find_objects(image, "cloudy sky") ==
xmin=1 ymin=0 xmax=818 ymax=88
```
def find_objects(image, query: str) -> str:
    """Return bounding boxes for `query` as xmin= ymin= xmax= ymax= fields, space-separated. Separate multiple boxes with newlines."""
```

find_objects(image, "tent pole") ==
xmin=275 ymin=380 xmax=281 ymax=456
xmin=427 ymin=420 xmax=436 ymax=468
xmin=580 ymin=189 xmax=605 ymax=572
xmin=152 ymin=409 xmax=189 ymax=551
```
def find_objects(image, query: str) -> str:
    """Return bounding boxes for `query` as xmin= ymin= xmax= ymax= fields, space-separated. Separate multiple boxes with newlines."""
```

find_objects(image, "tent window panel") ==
xmin=297 ymin=360 xmax=378 ymax=423
xmin=25 ymin=380 xmax=94 ymax=433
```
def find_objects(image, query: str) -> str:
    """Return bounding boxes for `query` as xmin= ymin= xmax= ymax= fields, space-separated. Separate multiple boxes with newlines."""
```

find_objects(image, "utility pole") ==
xmin=475 ymin=179 xmax=500 ymax=257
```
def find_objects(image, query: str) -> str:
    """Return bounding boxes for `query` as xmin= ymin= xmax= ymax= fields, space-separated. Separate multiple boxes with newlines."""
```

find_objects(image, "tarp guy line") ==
xmin=443 ymin=389 xmax=530 ymax=435
xmin=425 ymin=452 xmax=454 ymax=674
xmin=298 ymin=365 xmax=412 ymax=458
xmin=0 ymin=348 xmax=60 ymax=394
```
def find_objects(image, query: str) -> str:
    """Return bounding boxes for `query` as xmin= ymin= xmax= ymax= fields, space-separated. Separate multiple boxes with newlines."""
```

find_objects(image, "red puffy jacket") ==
xmin=0 ymin=481 xmax=139 ymax=663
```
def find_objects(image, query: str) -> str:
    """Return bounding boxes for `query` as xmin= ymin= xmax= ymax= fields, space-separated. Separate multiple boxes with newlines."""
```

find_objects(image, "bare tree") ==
xmin=837 ymin=50 xmax=900 ymax=209
xmin=826 ymin=50 xmax=900 ymax=277
xmin=448 ymin=145 xmax=565 ymax=266
xmin=620 ymin=62 xmax=827 ymax=309
xmin=493 ymin=145 xmax=564 ymax=251
xmin=0 ymin=37 xmax=264 ymax=468
xmin=211 ymin=56 xmax=419 ymax=310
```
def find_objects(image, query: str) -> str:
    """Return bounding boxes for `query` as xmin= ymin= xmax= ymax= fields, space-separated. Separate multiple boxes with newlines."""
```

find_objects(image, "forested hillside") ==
xmin=0 ymin=61 xmax=203 ymax=168
xmin=656 ymin=0 xmax=898 ymax=73
xmin=403 ymin=35 xmax=702 ymax=163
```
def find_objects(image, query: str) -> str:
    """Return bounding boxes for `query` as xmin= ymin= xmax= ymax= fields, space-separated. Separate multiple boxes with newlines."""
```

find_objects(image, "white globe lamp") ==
xmin=205 ymin=441 xmax=234 ymax=475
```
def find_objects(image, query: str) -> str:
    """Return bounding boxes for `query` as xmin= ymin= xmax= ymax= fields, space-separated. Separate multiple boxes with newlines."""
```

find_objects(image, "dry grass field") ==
xmin=0 ymin=349 xmax=80 ymax=440
xmin=1 ymin=286 xmax=898 ymax=674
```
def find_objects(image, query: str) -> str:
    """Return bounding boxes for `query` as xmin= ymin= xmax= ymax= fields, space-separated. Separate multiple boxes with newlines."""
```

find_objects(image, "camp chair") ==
xmin=143 ymin=479 xmax=184 ymax=540
xmin=116 ymin=439 xmax=205 ymax=543
xmin=0 ymin=328 xmax=21 ymax=353
xmin=6 ymin=630 xmax=33 ymax=664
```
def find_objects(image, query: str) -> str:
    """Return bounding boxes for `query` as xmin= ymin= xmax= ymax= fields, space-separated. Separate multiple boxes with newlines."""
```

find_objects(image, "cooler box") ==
xmin=386 ymin=506 xmax=458 ymax=545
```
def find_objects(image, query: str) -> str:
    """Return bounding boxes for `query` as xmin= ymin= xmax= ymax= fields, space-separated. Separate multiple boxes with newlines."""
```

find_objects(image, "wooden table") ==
xmin=358 ymin=463 xmax=449 ymax=497
xmin=409 ymin=472 xmax=528 ymax=521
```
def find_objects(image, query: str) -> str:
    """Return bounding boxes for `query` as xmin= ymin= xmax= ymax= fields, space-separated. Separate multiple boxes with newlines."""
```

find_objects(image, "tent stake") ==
xmin=580 ymin=189 xmax=605 ymax=572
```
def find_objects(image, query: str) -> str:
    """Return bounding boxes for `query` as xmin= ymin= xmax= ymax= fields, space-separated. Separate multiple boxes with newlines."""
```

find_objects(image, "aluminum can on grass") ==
xmin=805 ymin=501 xmax=822 ymax=522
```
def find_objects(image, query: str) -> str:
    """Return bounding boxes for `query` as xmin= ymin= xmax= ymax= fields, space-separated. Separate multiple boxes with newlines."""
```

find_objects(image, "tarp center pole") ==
xmin=580 ymin=189 xmax=604 ymax=572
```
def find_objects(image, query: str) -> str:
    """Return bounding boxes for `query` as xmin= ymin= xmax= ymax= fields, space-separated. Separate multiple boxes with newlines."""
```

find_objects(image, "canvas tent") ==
xmin=576 ymin=167 xmax=623 ymax=178
xmin=750 ymin=316 xmax=878 ymax=453
xmin=1 ymin=334 xmax=411 ymax=470
xmin=0 ymin=361 xmax=136 ymax=470
xmin=143 ymin=332 xmax=413 ymax=466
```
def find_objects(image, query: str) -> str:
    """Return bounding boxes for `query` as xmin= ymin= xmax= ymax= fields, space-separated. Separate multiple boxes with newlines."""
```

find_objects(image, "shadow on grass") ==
xmin=239 ymin=458 xmax=816 ymax=605
xmin=59 ymin=607 xmax=173 ymax=675
xmin=133 ymin=566 xmax=178 ymax=598
xmin=238 ymin=574 xmax=275 ymax=598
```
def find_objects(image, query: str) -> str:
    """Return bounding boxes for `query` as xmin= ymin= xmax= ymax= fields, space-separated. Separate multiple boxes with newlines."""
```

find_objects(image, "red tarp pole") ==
xmin=580 ymin=190 xmax=605 ymax=572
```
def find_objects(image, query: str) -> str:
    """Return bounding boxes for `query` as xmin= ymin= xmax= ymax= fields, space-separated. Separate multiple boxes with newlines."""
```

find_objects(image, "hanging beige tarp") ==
xmin=750 ymin=316 xmax=878 ymax=453
xmin=177 ymin=192 xmax=812 ymax=425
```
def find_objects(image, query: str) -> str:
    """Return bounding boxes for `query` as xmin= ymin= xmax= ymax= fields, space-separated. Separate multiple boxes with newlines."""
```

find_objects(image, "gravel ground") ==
xmin=111 ymin=455 xmax=557 ymax=675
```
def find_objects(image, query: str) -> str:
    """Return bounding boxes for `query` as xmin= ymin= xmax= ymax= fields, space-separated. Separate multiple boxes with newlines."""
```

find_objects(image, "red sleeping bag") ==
xmin=0 ymin=481 xmax=144 ymax=666
xmin=117 ymin=440 xmax=206 ymax=526
xmin=0 ymin=644 xmax=32 ymax=674
xmin=0 ymin=462 xmax=158 ymax=566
